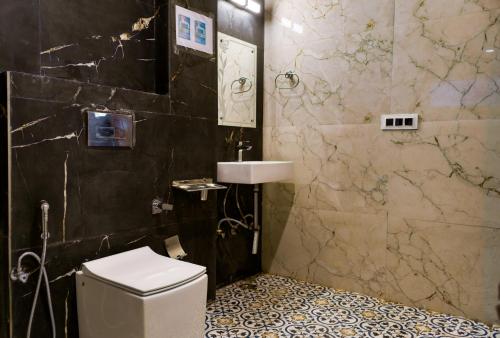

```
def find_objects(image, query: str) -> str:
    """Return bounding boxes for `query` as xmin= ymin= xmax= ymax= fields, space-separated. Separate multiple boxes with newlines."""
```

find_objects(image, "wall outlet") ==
xmin=381 ymin=113 xmax=419 ymax=130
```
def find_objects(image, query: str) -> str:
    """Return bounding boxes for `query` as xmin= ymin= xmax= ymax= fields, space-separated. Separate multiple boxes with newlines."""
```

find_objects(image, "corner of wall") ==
xmin=0 ymin=71 xmax=11 ymax=338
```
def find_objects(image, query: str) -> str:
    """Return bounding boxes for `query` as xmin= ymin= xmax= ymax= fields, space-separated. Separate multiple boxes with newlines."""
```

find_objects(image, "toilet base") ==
xmin=76 ymin=272 xmax=207 ymax=338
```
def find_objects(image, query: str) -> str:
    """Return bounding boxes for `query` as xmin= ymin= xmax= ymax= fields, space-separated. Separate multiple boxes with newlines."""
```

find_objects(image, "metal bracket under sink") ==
xmin=172 ymin=178 xmax=227 ymax=201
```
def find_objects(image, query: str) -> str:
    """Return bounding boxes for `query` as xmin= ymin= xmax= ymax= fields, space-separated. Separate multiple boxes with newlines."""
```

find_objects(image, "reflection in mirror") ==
xmin=218 ymin=32 xmax=257 ymax=128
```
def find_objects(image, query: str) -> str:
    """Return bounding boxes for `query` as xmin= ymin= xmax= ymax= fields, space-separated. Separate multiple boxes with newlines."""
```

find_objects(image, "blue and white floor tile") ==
xmin=205 ymin=274 xmax=500 ymax=338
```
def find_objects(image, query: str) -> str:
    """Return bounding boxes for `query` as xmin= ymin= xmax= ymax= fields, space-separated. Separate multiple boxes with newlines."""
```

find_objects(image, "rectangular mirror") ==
xmin=218 ymin=32 xmax=257 ymax=128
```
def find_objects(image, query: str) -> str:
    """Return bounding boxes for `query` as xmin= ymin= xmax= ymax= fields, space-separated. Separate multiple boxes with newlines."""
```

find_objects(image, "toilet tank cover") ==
xmin=81 ymin=246 xmax=206 ymax=296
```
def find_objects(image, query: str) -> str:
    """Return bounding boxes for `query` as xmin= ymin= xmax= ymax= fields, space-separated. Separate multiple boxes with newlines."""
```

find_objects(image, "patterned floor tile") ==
xmin=205 ymin=274 xmax=500 ymax=338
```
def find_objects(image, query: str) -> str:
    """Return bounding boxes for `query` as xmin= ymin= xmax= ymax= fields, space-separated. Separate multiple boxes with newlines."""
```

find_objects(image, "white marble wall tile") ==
xmin=391 ymin=10 xmax=500 ymax=121
xmin=263 ymin=206 xmax=388 ymax=298
xmin=264 ymin=124 xmax=389 ymax=214
xmin=266 ymin=121 xmax=500 ymax=226
xmin=386 ymin=215 xmax=500 ymax=323
xmin=342 ymin=25 xmax=394 ymax=123
xmin=263 ymin=126 xmax=274 ymax=158
xmin=343 ymin=0 xmax=395 ymax=32
xmin=264 ymin=0 xmax=344 ymax=48
xmin=264 ymin=39 xmax=349 ymax=127
xmin=263 ymin=0 xmax=500 ymax=324
xmin=384 ymin=120 xmax=500 ymax=227
xmin=263 ymin=120 xmax=500 ymax=323
xmin=395 ymin=0 xmax=500 ymax=26
xmin=264 ymin=0 xmax=395 ymax=126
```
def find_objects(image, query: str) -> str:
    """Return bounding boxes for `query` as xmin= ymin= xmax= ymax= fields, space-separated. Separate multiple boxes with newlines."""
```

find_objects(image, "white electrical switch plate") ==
xmin=381 ymin=113 xmax=419 ymax=130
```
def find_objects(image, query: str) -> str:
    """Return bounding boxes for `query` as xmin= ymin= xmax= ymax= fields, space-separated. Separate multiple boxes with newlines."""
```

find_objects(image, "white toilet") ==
xmin=76 ymin=246 xmax=207 ymax=338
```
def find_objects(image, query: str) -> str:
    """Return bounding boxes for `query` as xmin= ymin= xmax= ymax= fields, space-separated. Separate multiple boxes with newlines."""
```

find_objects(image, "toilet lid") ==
xmin=81 ymin=246 xmax=206 ymax=296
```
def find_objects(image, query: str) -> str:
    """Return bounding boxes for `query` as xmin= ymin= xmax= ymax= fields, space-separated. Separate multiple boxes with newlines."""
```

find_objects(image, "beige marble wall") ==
xmin=263 ymin=0 xmax=500 ymax=325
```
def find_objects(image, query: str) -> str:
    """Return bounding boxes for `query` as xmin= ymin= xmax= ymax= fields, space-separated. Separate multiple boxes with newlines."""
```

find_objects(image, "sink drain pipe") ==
xmin=217 ymin=183 xmax=261 ymax=255
xmin=252 ymin=184 xmax=260 ymax=255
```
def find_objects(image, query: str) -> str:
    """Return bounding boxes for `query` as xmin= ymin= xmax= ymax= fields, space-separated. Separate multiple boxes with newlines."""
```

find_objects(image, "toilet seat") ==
xmin=81 ymin=246 xmax=206 ymax=297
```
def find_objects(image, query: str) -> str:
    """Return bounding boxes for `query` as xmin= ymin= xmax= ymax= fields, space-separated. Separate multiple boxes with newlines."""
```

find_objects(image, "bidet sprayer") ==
xmin=40 ymin=200 xmax=50 ymax=238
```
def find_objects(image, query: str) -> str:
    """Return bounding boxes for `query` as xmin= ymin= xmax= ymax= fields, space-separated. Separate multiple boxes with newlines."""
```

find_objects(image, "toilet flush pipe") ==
xmin=11 ymin=201 xmax=56 ymax=338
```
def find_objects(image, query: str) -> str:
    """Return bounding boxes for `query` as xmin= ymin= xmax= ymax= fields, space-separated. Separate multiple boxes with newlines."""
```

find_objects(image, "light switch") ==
xmin=381 ymin=114 xmax=419 ymax=130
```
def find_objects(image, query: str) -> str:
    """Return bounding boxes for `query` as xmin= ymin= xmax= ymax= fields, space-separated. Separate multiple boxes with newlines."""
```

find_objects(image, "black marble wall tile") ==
xmin=0 ymin=0 xmax=164 ymax=92
xmin=217 ymin=0 xmax=264 ymax=48
xmin=0 ymin=73 xmax=9 ymax=338
xmin=169 ymin=76 xmax=218 ymax=120
xmin=215 ymin=0 xmax=265 ymax=286
xmin=0 ymin=0 xmax=40 ymax=74
xmin=8 ymin=72 xmax=217 ymax=247
xmin=0 ymin=236 xmax=9 ymax=338
xmin=168 ymin=0 xmax=218 ymax=121
xmin=6 ymin=71 xmax=218 ymax=337
xmin=155 ymin=0 xmax=170 ymax=95
xmin=39 ymin=0 xmax=157 ymax=91
xmin=1 ymin=72 xmax=7 ymax=238
xmin=9 ymin=72 xmax=171 ymax=115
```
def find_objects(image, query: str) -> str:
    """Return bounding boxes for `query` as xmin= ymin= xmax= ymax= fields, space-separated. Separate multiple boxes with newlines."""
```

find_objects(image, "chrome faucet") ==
xmin=236 ymin=141 xmax=252 ymax=162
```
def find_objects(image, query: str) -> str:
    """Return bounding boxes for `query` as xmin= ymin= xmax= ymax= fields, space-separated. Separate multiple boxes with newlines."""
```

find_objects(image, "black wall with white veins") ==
xmin=0 ymin=72 xmax=9 ymax=338
xmin=215 ymin=0 xmax=264 ymax=287
xmin=0 ymin=0 xmax=264 ymax=336
xmin=3 ymin=67 xmax=218 ymax=336
xmin=0 ymin=0 xmax=159 ymax=92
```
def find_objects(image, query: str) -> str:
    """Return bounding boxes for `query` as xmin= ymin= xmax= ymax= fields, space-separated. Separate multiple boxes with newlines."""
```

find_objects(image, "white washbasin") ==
xmin=217 ymin=161 xmax=294 ymax=184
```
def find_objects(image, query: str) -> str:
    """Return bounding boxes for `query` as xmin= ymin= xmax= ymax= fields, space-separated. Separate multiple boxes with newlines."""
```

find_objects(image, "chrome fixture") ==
xmin=152 ymin=198 xmax=173 ymax=215
xmin=230 ymin=77 xmax=253 ymax=95
xmin=215 ymin=183 xmax=260 ymax=255
xmin=275 ymin=71 xmax=300 ymax=90
xmin=236 ymin=141 xmax=252 ymax=162
xmin=227 ymin=0 xmax=261 ymax=13
xmin=11 ymin=201 xmax=56 ymax=338
xmin=216 ymin=160 xmax=294 ymax=255
xmin=172 ymin=178 xmax=227 ymax=201
xmin=87 ymin=111 xmax=135 ymax=148
xmin=217 ymin=184 xmax=253 ymax=236
xmin=252 ymin=184 xmax=260 ymax=254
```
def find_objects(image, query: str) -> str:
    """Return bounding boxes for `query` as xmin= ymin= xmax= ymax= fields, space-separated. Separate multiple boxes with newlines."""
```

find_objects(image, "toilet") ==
xmin=76 ymin=246 xmax=207 ymax=338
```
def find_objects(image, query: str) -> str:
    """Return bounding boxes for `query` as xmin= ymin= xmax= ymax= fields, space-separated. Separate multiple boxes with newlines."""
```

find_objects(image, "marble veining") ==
xmin=215 ymin=0 xmax=265 ymax=287
xmin=38 ymin=0 xmax=159 ymax=90
xmin=218 ymin=32 xmax=257 ymax=128
xmin=1 ymin=0 xmax=238 ymax=337
xmin=263 ymin=0 xmax=500 ymax=325
xmin=5 ymin=65 xmax=218 ymax=336
xmin=392 ymin=2 xmax=500 ymax=121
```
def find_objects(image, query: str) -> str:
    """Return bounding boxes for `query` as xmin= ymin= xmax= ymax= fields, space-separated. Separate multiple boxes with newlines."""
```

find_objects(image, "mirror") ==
xmin=218 ymin=33 xmax=257 ymax=128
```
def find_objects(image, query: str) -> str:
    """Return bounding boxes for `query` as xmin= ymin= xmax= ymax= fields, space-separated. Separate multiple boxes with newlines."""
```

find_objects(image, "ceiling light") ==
xmin=292 ymin=23 xmax=303 ymax=34
xmin=281 ymin=17 xmax=292 ymax=28
xmin=230 ymin=0 xmax=247 ymax=6
xmin=227 ymin=0 xmax=261 ymax=14
xmin=246 ymin=0 xmax=261 ymax=13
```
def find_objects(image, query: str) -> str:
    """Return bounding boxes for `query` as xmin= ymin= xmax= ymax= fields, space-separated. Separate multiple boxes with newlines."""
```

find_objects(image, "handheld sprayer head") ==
xmin=40 ymin=200 xmax=49 ymax=212
xmin=40 ymin=200 xmax=49 ymax=236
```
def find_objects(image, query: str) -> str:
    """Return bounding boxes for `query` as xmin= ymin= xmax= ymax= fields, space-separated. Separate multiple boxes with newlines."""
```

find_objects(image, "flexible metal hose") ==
xmin=218 ymin=184 xmax=253 ymax=234
xmin=13 ymin=202 xmax=56 ymax=338
xmin=19 ymin=249 xmax=56 ymax=338
xmin=218 ymin=217 xmax=250 ymax=230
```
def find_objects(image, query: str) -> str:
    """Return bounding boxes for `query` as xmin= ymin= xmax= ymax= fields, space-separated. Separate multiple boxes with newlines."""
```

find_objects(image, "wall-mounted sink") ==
xmin=217 ymin=161 xmax=294 ymax=184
